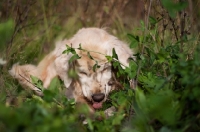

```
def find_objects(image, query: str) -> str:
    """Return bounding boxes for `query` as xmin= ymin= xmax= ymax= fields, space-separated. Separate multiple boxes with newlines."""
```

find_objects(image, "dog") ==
xmin=9 ymin=27 xmax=134 ymax=113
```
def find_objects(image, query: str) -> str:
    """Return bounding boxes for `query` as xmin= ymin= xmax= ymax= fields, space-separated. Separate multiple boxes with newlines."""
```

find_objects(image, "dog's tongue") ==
xmin=92 ymin=102 xmax=102 ymax=109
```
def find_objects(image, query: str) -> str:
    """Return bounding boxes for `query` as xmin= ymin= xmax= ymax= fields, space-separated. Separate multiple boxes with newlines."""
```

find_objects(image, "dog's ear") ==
xmin=53 ymin=40 xmax=78 ymax=89
xmin=108 ymin=41 xmax=137 ymax=89
xmin=54 ymin=53 xmax=73 ymax=88
xmin=108 ymin=41 xmax=134 ymax=68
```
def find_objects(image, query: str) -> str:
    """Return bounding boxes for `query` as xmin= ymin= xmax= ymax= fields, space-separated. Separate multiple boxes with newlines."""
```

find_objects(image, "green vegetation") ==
xmin=0 ymin=0 xmax=200 ymax=132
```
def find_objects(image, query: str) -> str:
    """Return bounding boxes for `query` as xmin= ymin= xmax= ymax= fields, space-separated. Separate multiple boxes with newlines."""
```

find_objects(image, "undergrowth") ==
xmin=0 ymin=0 xmax=200 ymax=132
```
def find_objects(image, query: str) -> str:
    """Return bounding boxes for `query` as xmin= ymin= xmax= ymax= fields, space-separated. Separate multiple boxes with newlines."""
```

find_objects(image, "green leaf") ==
xmin=62 ymin=45 xmax=76 ymax=54
xmin=128 ymin=89 xmax=134 ymax=97
xmin=93 ymin=62 xmax=100 ymax=72
xmin=135 ymin=88 xmax=147 ymax=111
xmin=127 ymin=34 xmax=139 ymax=48
xmin=69 ymin=54 xmax=81 ymax=63
xmin=125 ymin=60 xmax=137 ymax=78
xmin=112 ymin=113 xmax=124 ymax=125
xmin=86 ymin=118 xmax=94 ymax=131
xmin=112 ymin=48 xmax=118 ymax=59
xmin=30 ymin=75 xmax=44 ymax=91
xmin=105 ymin=55 xmax=113 ymax=62
xmin=62 ymin=49 xmax=69 ymax=54
xmin=30 ymin=75 xmax=39 ymax=84
xmin=87 ymin=52 xmax=94 ymax=60
xmin=48 ymin=77 xmax=61 ymax=91
xmin=30 ymin=75 xmax=42 ymax=85
xmin=43 ymin=89 xmax=55 ymax=102
xmin=149 ymin=16 xmax=158 ymax=25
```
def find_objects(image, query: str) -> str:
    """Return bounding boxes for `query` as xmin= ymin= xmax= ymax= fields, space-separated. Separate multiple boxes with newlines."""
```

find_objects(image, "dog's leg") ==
xmin=9 ymin=53 xmax=58 ymax=95
xmin=9 ymin=63 xmax=42 ymax=93
xmin=36 ymin=53 xmax=58 ymax=88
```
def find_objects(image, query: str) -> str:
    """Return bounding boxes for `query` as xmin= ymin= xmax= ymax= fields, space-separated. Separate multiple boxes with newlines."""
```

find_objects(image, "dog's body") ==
xmin=9 ymin=28 xmax=133 ymax=112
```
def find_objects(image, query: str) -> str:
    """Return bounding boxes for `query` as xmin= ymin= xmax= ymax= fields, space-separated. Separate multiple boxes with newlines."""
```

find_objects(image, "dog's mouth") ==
xmin=92 ymin=102 xmax=103 ymax=109
xmin=84 ymin=98 xmax=104 ymax=109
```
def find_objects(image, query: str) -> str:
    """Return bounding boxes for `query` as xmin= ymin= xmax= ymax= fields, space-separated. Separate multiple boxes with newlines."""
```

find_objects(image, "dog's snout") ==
xmin=92 ymin=93 xmax=105 ymax=102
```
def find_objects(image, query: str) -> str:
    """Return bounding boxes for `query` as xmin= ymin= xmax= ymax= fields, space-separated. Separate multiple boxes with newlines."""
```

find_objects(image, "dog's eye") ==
xmin=79 ymin=71 xmax=88 ymax=76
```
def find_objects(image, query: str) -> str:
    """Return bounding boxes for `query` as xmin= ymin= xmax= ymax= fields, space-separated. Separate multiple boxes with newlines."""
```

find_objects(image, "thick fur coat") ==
xmin=9 ymin=28 xmax=134 ymax=112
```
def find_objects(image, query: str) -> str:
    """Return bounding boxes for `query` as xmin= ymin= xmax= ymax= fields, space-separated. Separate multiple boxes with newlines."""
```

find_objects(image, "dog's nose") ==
xmin=92 ymin=93 xmax=105 ymax=102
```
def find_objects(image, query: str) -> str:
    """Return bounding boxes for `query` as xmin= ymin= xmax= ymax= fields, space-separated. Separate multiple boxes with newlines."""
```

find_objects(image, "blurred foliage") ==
xmin=0 ymin=0 xmax=200 ymax=132
xmin=161 ymin=0 xmax=188 ymax=18
xmin=0 ymin=19 xmax=14 ymax=52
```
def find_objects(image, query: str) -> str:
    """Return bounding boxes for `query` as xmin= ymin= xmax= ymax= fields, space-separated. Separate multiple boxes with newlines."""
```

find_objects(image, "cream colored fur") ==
xmin=9 ymin=27 xmax=134 ymax=112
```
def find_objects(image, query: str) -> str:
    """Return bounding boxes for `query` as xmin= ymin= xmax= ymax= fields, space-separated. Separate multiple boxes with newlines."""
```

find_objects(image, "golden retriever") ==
xmin=9 ymin=28 xmax=134 ymax=112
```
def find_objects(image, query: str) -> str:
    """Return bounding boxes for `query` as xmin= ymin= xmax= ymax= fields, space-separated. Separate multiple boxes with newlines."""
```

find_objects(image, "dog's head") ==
xmin=73 ymin=50 xmax=114 ymax=109
xmin=65 ymin=42 xmax=133 ymax=110
xmin=54 ymin=28 xmax=134 ymax=110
